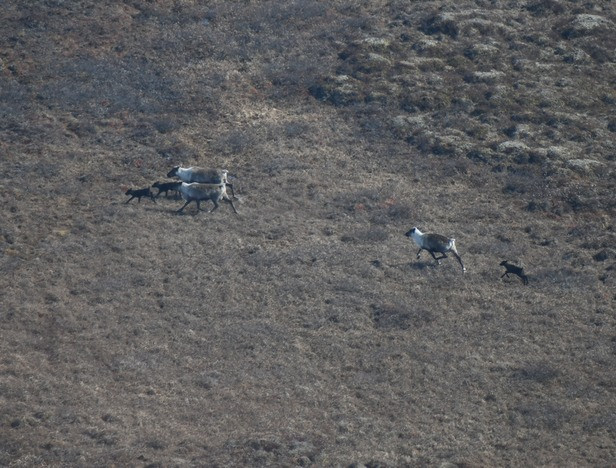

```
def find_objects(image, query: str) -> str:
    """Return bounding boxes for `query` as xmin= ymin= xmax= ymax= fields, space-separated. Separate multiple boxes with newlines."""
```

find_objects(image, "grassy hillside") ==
xmin=1 ymin=1 xmax=615 ymax=466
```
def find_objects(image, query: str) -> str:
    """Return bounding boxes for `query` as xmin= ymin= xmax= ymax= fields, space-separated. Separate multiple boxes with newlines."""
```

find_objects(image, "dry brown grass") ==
xmin=1 ymin=0 xmax=615 ymax=466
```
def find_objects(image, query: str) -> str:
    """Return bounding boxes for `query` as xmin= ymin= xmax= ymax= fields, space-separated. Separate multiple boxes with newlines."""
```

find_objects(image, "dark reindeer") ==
xmin=152 ymin=181 xmax=181 ymax=199
xmin=125 ymin=187 xmax=156 ymax=204
xmin=500 ymin=260 xmax=528 ymax=285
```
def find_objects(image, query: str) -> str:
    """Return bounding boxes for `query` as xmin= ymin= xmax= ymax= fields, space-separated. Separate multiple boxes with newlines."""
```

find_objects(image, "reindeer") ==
xmin=125 ymin=187 xmax=156 ymax=204
xmin=176 ymin=182 xmax=238 ymax=215
xmin=167 ymin=166 xmax=235 ymax=198
xmin=405 ymin=227 xmax=466 ymax=272
xmin=500 ymin=260 xmax=528 ymax=285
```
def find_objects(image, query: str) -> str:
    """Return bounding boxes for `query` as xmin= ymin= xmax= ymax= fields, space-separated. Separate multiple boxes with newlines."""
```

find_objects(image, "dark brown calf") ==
xmin=125 ymin=187 xmax=156 ymax=204
xmin=500 ymin=260 xmax=528 ymax=285
xmin=152 ymin=181 xmax=181 ymax=199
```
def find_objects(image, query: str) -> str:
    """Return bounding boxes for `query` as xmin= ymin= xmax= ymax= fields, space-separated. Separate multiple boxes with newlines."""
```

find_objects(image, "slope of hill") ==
xmin=1 ymin=1 xmax=615 ymax=466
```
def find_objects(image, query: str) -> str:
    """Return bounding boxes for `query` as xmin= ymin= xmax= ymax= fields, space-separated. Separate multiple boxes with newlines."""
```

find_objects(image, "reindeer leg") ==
xmin=226 ymin=182 xmax=236 ymax=199
xmin=429 ymin=251 xmax=444 ymax=265
xmin=177 ymin=200 xmax=191 ymax=213
xmin=416 ymin=248 xmax=423 ymax=259
xmin=223 ymin=194 xmax=238 ymax=214
xmin=209 ymin=199 xmax=219 ymax=213
xmin=225 ymin=198 xmax=238 ymax=214
xmin=452 ymin=251 xmax=466 ymax=272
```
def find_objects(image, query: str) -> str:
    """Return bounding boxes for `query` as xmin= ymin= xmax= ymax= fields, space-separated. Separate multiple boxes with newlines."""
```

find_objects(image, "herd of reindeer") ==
xmin=125 ymin=165 xmax=529 ymax=284
xmin=125 ymin=165 xmax=237 ymax=214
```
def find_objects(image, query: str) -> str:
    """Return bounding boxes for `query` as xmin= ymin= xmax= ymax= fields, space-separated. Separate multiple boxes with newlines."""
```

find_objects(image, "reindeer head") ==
xmin=167 ymin=166 xmax=180 ymax=178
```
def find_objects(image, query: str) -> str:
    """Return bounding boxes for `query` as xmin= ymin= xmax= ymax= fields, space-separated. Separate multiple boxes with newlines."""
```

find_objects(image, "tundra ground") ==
xmin=1 ymin=1 xmax=615 ymax=466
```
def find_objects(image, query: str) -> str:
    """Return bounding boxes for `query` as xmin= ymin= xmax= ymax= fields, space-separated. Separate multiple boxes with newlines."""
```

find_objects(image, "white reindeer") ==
xmin=167 ymin=166 xmax=235 ymax=198
xmin=405 ymin=227 xmax=466 ymax=272
xmin=176 ymin=182 xmax=238 ymax=215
